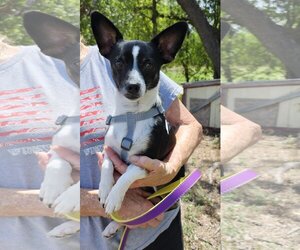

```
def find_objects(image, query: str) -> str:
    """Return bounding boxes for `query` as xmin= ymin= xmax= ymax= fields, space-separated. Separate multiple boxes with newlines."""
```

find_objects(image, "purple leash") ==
xmin=114 ymin=170 xmax=201 ymax=250
xmin=221 ymin=168 xmax=258 ymax=194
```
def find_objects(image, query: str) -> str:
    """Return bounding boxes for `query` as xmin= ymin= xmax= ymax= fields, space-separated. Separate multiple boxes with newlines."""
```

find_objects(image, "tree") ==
xmin=222 ymin=0 xmax=300 ymax=79
xmin=80 ymin=0 xmax=218 ymax=83
xmin=177 ymin=0 xmax=220 ymax=79
xmin=0 ymin=0 xmax=79 ymax=45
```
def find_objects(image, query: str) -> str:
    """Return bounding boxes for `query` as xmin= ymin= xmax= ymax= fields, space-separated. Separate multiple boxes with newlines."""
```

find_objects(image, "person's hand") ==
xmin=101 ymin=146 xmax=178 ymax=187
xmin=96 ymin=150 xmax=164 ymax=228
xmin=117 ymin=188 xmax=164 ymax=229
xmin=36 ymin=146 xmax=80 ymax=181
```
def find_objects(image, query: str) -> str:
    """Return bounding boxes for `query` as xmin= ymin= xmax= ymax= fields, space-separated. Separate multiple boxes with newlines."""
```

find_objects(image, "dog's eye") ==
xmin=143 ymin=61 xmax=153 ymax=70
xmin=114 ymin=60 xmax=123 ymax=69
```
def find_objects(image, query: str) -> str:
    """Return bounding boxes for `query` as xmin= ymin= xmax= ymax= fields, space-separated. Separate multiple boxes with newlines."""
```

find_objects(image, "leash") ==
xmin=105 ymin=105 xmax=165 ymax=161
xmin=221 ymin=169 xmax=258 ymax=194
xmin=110 ymin=169 xmax=201 ymax=250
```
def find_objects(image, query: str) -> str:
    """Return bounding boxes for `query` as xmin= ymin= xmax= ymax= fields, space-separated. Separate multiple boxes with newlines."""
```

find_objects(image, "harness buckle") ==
xmin=121 ymin=137 xmax=133 ymax=151
xmin=106 ymin=115 xmax=112 ymax=125
xmin=55 ymin=115 xmax=68 ymax=125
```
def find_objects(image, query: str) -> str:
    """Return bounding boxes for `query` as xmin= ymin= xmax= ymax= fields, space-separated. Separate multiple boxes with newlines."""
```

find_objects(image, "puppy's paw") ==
xmin=40 ymin=160 xmax=73 ymax=208
xmin=47 ymin=221 xmax=80 ymax=238
xmin=40 ymin=179 xmax=72 ymax=208
xmin=98 ymin=176 xmax=114 ymax=209
xmin=102 ymin=221 xmax=121 ymax=238
xmin=105 ymin=188 xmax=125 ymax=214
xmin=53 ymin=182 xmax=80 ymax=214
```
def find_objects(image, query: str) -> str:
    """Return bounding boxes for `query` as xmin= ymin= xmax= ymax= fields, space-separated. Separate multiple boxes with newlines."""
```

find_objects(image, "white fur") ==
xmin=99 ymin=74 xmax=162 ymax=214
xmin=102 ymin=221 xmax=122 ymax=238
xmin=47 ymin=221 xmax=80 ymax=238
xmin=127 ymin=46 xmax=146 ymax=96
xmin=40 ymin=101 xmax=80 ymax=237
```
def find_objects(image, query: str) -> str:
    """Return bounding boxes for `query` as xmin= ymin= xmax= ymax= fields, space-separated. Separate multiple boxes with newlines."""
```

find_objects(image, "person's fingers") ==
xmin=52 ymin=146 xmax=80 ymax=170
xmin=35 ymin=152 xmax=50 ymax=171
xmin=138 ymin=189 xmax=151 ymax=199
xmin=113 ymin=171 xmax=121 ymax=182
xmin=129 ymin=155 xmax=161 ymax=171
xmin=105 ymin=146 xmax=127 ymax=174
xmin=96 ymin=152 xmax=104 ymax=169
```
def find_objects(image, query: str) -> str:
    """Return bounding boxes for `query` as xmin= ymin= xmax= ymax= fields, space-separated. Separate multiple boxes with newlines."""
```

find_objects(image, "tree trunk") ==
xmin=151 ymin=0 xmax=158 ymax=36
xmin=222 ymin=0 xmax=300 ymax=78
xmin=177 ymin=0 xmax=220 ymax=79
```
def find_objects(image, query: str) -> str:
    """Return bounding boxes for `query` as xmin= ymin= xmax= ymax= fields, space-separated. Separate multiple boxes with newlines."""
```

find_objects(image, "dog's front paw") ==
xmin=105 ymin=188 xmax=125 ymax=214
xmin=98 ymin=176 xmax=114 ymax=209
xmin=53 ymin=182 xmax=80 ymax=214
xmin=40 ymin=178 xmax=72 ymax=208
xmin=39 ymin=160 xmax=73 ymax=207
xmin=47 ymin=221 xmax=80 ymax=238
xmin=102 ymin=221 xmax=121 ymax=238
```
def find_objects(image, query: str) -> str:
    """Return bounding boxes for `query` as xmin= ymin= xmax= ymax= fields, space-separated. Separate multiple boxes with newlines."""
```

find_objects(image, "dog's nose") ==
xmin=126 ymin=84 xmax=140 ymax=94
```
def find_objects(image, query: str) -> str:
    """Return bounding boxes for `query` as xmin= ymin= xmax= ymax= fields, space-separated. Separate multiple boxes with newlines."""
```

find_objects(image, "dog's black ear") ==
xmin=23 ymin=11 xmax=79 ymax=60
xmin=91 ymin=11 xmax=123 ymax=58
xmin=151 ymin=22 xmax=188 ymax=64
xmin=221 ymin=21 xmax=231 ymax=40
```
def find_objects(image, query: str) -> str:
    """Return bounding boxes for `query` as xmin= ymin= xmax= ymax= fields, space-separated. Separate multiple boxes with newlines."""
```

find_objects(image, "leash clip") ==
xmin=121 ymin=137 xmax=133 ymax=151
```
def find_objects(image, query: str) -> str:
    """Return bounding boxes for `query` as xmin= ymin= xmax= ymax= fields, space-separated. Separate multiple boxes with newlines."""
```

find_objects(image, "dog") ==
xmin=23 ymin=11 xmax=80 ymax=237
xmin=91 ymin=12 xmax=188 ymax=237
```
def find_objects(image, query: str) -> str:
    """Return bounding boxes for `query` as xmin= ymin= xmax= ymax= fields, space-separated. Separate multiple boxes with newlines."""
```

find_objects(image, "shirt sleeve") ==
xmin=159 ymin=71 xmax=183 ymax=111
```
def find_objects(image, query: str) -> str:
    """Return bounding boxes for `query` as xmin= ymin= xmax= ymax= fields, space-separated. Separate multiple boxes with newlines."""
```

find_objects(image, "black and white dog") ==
xmin=23 ymin=11 xmax=80 ymax=237
xmin=91 ymin=12 xmax=188 ymax=236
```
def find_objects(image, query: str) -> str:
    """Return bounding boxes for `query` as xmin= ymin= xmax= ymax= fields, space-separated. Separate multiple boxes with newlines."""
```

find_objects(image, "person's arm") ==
xmin=111 ymin=98 xmax=203 ymax=187
xmin=80 ymin=189 xmax=107 ymax=217
xmin=0 ymin=188 xmax=54 ymax=217
xmin=221 ymin=105 xmax=262 ymax=163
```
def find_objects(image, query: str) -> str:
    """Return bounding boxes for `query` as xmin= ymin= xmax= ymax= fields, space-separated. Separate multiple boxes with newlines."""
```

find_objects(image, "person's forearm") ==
xmin=167 ymin=120 xmax=202 ymax=170
xmin=80 ymin=188 xmax=107 ymax=217
xmin=221 ymin=122 xmax=261 ymax=163
xmin=0 ymin=188 xmax=54 ymax=217
xmin=165 ymin=99 xmax=203 ymax=172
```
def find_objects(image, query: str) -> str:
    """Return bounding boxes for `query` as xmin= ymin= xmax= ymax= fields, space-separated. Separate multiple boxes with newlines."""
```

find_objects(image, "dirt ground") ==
xmin=222 ymin=133 xmax=300 ymax=250
xmin=182 ymin=135 xmax=221 ymax=249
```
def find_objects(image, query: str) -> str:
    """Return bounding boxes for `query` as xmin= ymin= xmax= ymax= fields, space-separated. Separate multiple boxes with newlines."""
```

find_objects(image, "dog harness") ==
xmin=55 ymin=115 xmax=80 ymax=126
xmin=54 ymin=115 xmax=80 ymax=134
xmin=105 ymin=105 xmax=165 ymax=161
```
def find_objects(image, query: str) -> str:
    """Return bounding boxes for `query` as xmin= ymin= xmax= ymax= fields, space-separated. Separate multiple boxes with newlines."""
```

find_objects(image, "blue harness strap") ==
xmin=106 ymin=105 xmax=165 ymax=161
xmin=54 ymin=115 xmax=80 ymax=134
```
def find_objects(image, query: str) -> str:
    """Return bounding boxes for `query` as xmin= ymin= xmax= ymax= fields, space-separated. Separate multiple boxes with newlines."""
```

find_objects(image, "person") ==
xmin=221 ymin=105 xmax=262 ymax=164
xmin=0 ymin=40 xmax=80 ymax=249
xmin=79 ymin=38 xmax=202 ymax=249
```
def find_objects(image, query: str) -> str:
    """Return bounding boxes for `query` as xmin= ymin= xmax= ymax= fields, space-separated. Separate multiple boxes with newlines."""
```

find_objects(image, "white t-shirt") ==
xmin=80 ymin=46 xmax=183 ymax=250
xmin=0 ymin=46 xmax=79 ymax=249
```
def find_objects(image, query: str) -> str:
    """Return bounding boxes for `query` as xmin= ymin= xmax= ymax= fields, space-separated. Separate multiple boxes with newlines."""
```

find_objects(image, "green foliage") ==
xmin=221 ymin=29 xmax=285 ymax=82
xmin=81 ymin=0 xmax=217 ymax=82
xmin=0 ymin=0 xmax=79 ymax=45
xmin=222 ymin=0 xmax=300 ymax=82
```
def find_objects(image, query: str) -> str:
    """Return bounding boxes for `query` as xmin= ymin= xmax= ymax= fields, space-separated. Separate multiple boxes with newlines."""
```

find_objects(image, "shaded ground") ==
xmin=182 ymin=135 xmax=221 ymax=249
xmin=222 ymin=134 xmax=300 ymax=250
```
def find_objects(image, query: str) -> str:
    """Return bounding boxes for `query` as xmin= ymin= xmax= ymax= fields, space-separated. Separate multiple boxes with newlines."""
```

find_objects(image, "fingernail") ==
xmin=130 ymin=156 xmax=138 ymax=163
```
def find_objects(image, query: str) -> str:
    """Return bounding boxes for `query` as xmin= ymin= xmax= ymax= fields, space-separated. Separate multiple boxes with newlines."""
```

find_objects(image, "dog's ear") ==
xmin=151 ymin=22 xmax=188 ymax=64
xmin=91 ymin=11 xmax=123 ymax=58
xmin=23 ymin=11 xmax=79 ymax=60
xmin=221 ymin=21 xmax=231 ymax=40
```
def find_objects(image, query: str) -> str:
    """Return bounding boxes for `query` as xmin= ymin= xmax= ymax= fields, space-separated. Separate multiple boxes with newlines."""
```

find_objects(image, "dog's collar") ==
xmin=106 ymin=105 xmax=165 ymax=160
xmin=55 ymin=115 xmax=80 ymax=126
